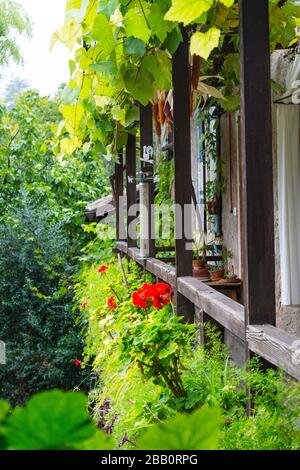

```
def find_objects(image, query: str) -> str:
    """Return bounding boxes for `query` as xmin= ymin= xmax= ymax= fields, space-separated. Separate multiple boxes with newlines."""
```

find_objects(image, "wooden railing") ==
xmin=116 ymin=241 xmax=300 ymax=381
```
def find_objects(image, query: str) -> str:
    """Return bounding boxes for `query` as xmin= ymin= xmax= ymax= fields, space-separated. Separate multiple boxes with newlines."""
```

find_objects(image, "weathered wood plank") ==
xmin=145 ymin=259 xmax=176 ymax=287
xmin=172 ymin=27 xmax=194 ymax=322
xmin=115 ymin=243 xmax=300 ymax=381
xmin=140 ymin=104 xmax=155 ymax=258
xmin=126 ymin=134 xmax=137 ymax=248
xmin=239 ymin=0 xmax=276 ymax=326
xmin=247 ymin=324 xmax=300 ymax=380
xmin=115 ymin=151 xmax=124 ymax=241
xmin=177 ymin=277 xmax=245 ymax=340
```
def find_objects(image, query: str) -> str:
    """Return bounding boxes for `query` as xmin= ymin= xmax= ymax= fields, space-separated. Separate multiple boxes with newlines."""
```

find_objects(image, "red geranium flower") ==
xmin=81 ymin=299 xmax=89 ymax=309
xmin=107 ymin=296 xmax=117 ymax=309
xmin=132 ymin=282 xmax=173 ymax=310
xmin=98 ymin=265 xmax=108 ymax=273
xmin=74 ymin=359 xmax=81 ymax=367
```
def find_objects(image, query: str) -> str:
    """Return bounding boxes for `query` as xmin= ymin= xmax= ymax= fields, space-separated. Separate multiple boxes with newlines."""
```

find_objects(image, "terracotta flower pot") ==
xmin=192 ymin=259 xmax=205 ymax=269
xmin=210 ymin=269 xmax=224 ymax=282
xmin=193 ymin=267 xmax=209 ymax=279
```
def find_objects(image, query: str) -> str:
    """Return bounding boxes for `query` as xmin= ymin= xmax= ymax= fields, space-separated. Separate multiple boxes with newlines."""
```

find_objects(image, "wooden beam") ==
xmin=172 ymin=27 xmax=194 ymax=322
xmin=247 ymin=324 xmax=300 ymax=380
xmin=239 ymin=0 xmax=276 ymax=326
xmin=126 ymin=134 xmax=137 ymax=248
xmin=115 ymin=151 xmax=124 ymax=241
xmin=117 ymin=241 xmax=300 ymax=381
xmin=177 ymin=277 xmax=245 ymax=340
xmin=140 ymin=104 xmax=155 ymax=257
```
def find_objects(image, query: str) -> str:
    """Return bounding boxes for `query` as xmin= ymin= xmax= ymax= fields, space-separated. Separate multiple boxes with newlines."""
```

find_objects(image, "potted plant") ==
xmin=192 ymin=237 xmax=209 ymax=278
xmin=209 ymin=264 xmax=224 ymax=281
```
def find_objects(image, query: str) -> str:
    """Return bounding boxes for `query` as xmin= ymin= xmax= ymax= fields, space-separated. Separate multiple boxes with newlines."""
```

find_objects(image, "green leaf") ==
xmin=148 ymin=3 xmax=174 ymax=42
xmin=164 ymin=0 xmax=214 ymax=26
xmin=164 ymin=27 xmax=182 ymax=54
xmin=220 ymin=95 xmax=240 ymax=112
xmin=98 ymin=0 xmax=120 ymax=17
xmin=73 ymin=430 xmax=114 ymax=450
xmin=124 ymin=37 xmax=146 ymax=57
xmin=124 ymin=6 xmax=151 ymax=42
xmin=125 ymin=106 xmax=140 ymax=127
xmin=190 ymin=27 xmax=221 ymax=60
xmin=60 ymin=86 xmax=80 ymax=105
xmin=138 ymin=405 xmax=223 ymax=450
xmin=0 ymin=400 xmax=10 ymax=423
xmin=90 ymin=61 xmax=117 ymax=74
xmin=219 ymin=0 xmax=234 ymax=7
xmin=4 ymin=390 xmax=96 ymax=450
xmin=122 ymin=65 xmax=155 ymax=106
xmin=142 ymin=50 xmax=172 ymax=91
xmin=158 ymin=341 xmax=178 ymax=359
xmin=91 ymin=14 xmax=115 ymax=56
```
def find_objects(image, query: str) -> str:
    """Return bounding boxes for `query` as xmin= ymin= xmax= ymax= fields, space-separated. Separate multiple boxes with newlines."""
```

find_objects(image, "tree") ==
xmin=4 ymin=77 xmax=29 ymax=108
xmin=0 ymin=0 xmax=32 ymax=68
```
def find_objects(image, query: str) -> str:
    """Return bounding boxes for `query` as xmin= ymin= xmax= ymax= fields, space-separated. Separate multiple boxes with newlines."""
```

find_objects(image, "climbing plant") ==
xmin=54 ymin=0 xmax=300 ymax=160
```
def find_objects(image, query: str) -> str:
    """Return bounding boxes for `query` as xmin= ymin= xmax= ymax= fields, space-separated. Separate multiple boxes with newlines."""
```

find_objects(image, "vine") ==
xmin=53 ymin=0 xmax=300 ymax=160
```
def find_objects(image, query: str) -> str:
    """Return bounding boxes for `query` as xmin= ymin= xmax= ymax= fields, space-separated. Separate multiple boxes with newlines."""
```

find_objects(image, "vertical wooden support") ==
xmin=239 ymin=0 xmax=276 ymax=327
xmin=172 ymin=27 xmax=194 ymax=322
xmin=115 ymin=151 xmax=124 ymax=241
xmin=140 ymin=104 xmax=155 ymax=258
xmin=126 ymin=134 xmax=137 ymax=248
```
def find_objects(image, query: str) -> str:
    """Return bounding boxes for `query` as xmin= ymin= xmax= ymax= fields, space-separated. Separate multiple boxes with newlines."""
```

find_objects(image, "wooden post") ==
xmin=126 ymin=134 xmax=137 ymax=248
xmin=239 ymin=0 xmax=276 ymax=327
xmin=172 ymin=27 xmax=194 ymax=322
xmin=140 ymin=104 xmax=155 ymax=258
xmin=115 ymin=151 xmax=124 ymax=241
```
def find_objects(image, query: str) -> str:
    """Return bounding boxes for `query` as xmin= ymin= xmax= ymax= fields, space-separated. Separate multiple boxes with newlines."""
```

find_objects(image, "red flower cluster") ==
xmin=74 ymin=359 xmax=81 ymax=367
xmin=98 ymin=265 xmax=108 ymax=273
xmin=107 ymin=296 xmax=117 ymax=309
xmin=132 ymin=283 xmax=173 ymax=310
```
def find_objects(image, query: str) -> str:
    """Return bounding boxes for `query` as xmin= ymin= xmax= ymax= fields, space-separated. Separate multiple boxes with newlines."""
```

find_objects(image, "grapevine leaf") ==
xmin=142 ymin=50 xmax=172 ymax=91
xmin=164 ymin=0 xmax=214 ymax=26
xmin=124 ymin=5 xmax=151 ymax=42
xmin=124 ymin=37 xmax=146 ymax=57
xmin=190 ymin=27 xmax=221 ymax=60
xmin=148 ymin=3 xmax=174 ymax=43
xmin=219 ymin=0 xmax=234 ymax=7
xmin=91 ymin=13 xmax=115 ymax=56
xmin=122 ymin=65 xmax=155 ymax=106
xmin=90 ymin=61 xmax=117 ymax=74
xmin=164 ymin=27 xmax=183 ymax=54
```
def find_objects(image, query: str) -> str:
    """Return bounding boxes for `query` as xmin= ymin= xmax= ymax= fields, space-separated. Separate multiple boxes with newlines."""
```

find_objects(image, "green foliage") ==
xmin=0 ymin=89 xmax=112 ymax=406
xmin=138 ymin=405 xmax=222 ymax=450
xmin=0 ymin=0 xmax=32 ymax=68
xmin=0 ymin=194 xmax=90 ymax=405
xmin=54 ymin=0 xmax=299 ymax=157
xmin=0 ymin=389 xmax=222 ymax=450
xmin=75 ymin=258 xmax=300 ymax=450
xmin=0 ymin=390 xmax=114 ymax=450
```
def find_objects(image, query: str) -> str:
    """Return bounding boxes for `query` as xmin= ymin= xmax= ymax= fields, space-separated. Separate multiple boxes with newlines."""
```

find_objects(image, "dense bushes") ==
xmin=0 ymin=194 xmax=91 ymax=405
xmin=0 ymin=90 xmax=111 ymax=405
xmin=75 ymin=255 xmax=300 ymax=450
